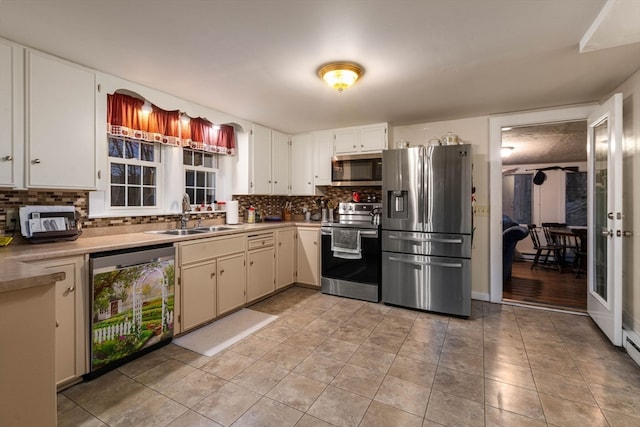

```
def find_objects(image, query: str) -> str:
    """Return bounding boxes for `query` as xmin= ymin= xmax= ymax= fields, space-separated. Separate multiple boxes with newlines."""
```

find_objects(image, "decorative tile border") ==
xmin=0 ymin=186 xmax=381 ymax=234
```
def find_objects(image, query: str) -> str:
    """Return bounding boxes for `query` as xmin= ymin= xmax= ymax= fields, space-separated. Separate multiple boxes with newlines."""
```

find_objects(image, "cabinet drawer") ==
xmin=180 ymin=235 xmax=245 ymax=264
xmin=247 ymin=232 xmax=274 ymax=250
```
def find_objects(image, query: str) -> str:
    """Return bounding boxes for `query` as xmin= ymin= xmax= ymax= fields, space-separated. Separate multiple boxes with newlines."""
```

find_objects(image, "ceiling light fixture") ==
xmin=501 ymin=146 xmax=514 ymax=157
xmin=141 ymin=100 xmax=153 ymax=115
xmin=317 ymin=62 xmax=364 ymax=93
xmin=181 ymin=113 xmax=190 ymax=124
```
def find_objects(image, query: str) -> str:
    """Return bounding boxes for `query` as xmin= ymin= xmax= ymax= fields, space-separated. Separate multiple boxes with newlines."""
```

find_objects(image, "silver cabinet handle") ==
xmin=388 ymin=235 xmax=463 ymax=244
xmin=387 ymin=256 xmax=462 ymax=268
xmin=32 ymin=158 xmax=41 ymax=164
xmin=2 ymin=155 xmax=12 ymax=161
xmin=66 ymin=285 xmax=75 ymax=293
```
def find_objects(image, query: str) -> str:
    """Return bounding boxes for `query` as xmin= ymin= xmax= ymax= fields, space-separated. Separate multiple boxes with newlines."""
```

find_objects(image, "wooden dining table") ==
xmin=548 ymin=227 xmax=587 ymax=273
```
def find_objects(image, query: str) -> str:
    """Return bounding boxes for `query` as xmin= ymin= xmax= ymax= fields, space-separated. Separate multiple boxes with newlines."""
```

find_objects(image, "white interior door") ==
xmin=587 ymin=93 xmax=623 ymax=346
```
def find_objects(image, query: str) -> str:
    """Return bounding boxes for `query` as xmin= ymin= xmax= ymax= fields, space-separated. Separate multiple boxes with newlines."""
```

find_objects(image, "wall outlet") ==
xmin=5 ymin=208 xmax=19 ymax=230
xmin=473 ymin=205 xmax=489 ymax=217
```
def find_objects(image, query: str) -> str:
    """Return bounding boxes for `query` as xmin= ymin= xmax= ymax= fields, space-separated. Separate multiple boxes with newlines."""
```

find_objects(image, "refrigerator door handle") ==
xmin=387 ymin=256 xmax=463 ymax=268
xmin=387 ymin=234 xmax=464 ymax=244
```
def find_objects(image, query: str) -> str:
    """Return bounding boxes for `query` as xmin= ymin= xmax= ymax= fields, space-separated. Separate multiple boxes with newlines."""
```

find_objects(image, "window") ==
xmin=502 ymin=173 xmax=532 ymax=224
xmin=183 ymin=149 xmax=217 ymax=206
xmin=109 ymin=137 xmax=159 ymax=207
xmin=566 ymin=171 xmax=587 ymax=226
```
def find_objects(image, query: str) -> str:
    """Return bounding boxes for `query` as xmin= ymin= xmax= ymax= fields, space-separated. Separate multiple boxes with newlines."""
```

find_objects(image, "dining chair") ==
xmin=528 ymin=224 xmax=563 ymax=271
xmin=571 ymin=228 xmax=588 ymax=278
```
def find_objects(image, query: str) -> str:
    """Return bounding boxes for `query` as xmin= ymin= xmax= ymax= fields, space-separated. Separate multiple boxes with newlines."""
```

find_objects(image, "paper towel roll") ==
xmin=225 ymin=200 xmax=239 ymax=224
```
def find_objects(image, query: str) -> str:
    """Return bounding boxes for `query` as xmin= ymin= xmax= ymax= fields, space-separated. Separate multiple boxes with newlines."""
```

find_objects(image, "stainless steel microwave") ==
xmin=331 ymin=153 xmax=383 ymax=186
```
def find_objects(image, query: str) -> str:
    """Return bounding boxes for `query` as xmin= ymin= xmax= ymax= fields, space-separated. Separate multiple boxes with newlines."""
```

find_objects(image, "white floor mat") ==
xmin=173 ymin=309 xmax=278 ymax=357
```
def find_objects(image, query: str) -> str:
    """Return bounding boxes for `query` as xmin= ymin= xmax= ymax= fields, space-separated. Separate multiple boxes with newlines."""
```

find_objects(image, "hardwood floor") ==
xmin=503 ymin=260 xmax=587 ymax=311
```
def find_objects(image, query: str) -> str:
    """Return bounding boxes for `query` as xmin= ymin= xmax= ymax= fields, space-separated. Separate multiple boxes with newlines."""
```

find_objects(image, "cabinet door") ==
xmin=27 ymin=51 xmax=96 ymax=189
xmin=271 ymin=130 xmax=290 ymax=195
xmin=217 ymin=252 xmax=246 ymax=315
xmin=181 ymin=260 xmax=216 ymax=331
xmin=297 ymin=228 xmax=320 ymax=287
xmin=247 ymin=247 xmax=275 ymax=301
xmin=0 ymin=41 xmax=19 ymax=187
xmin=29 ymin=256 xmax=86 ymax=387
xmin=276 ymin=228 xmax=295 ymax=289
xmin=291 ymin=133 xmax=314 ymax=195
xmin=333 ymin=128 xmax=358 ymax=155
xmin=313 ymin=130 xmax=333 ymax=186
xmin=252 ymin=123 xmax=272 ymax=194
xmin=360 ymin=124 xmax=387 ymax=152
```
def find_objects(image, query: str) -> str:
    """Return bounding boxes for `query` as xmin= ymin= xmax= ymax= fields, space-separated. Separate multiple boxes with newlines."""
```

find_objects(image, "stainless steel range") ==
xmin=321 ymin=202 xmax=382 ymax=302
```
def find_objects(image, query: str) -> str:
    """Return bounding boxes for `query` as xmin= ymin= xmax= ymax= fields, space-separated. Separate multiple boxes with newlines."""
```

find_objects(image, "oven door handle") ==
xmin=387 ymin=256 xmax=463 ymax=268
xmin=321 ymin=228 xmax=378 ymax=237
xmin=387 ymin=235 xmax=463 ymax=244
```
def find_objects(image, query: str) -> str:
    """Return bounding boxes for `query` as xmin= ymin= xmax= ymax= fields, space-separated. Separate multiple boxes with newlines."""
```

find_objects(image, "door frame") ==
xmin=489 ymin=104 xmax=597 ymax=303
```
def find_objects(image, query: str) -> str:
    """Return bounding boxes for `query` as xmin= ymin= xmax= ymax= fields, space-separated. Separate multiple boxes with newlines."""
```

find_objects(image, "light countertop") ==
xmin=0 ymin=220 xmax=320 ymax=293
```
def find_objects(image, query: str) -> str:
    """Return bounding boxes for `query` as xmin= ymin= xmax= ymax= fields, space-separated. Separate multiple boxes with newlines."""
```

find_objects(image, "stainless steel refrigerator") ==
xmin=382 ymin=145 xmax=472 ymax=316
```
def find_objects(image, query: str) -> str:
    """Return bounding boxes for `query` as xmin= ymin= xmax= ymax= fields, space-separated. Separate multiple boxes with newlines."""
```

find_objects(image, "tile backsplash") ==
xmin=0 ymin=186 xmax=381 ymax=235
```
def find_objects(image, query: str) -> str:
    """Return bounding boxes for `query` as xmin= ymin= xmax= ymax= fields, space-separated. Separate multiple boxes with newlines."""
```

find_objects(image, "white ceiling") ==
xmin=1 ymin=0 xmax=639 ymax=134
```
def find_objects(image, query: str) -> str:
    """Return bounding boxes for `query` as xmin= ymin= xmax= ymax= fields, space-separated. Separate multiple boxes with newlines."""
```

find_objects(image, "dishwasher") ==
xmin=86 ymin=244 xmax=175 ymax=379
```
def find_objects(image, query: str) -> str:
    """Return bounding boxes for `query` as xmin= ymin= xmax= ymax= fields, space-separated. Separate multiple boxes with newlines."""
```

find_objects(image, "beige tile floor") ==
xmin=58 ymin=286 xmax=640 ymax=427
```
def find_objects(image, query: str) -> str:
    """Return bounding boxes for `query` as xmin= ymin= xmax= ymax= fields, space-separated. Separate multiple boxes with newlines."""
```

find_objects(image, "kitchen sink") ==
xmin=194 ymin=226 xmax=234 ymax=232
xmin=146 ymin=228 xmax=210 ymax=236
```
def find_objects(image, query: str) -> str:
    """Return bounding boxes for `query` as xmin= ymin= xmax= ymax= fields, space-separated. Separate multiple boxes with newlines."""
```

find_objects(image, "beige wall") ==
xmin=391 ymin=117 xmax=491 ymax=299
xmin=611 ymin=67 xmax=640 ymax=334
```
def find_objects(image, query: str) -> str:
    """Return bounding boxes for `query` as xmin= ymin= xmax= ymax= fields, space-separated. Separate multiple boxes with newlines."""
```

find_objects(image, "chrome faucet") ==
xmin=180 ymin=193 xmax=192 ymax=229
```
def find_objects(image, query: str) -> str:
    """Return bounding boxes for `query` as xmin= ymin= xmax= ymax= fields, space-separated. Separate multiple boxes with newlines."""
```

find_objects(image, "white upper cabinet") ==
xmin=251 ymin=123 xmax=272 ymax=194
xmin=271 ymin=130 xmax=290 ymax=195
xmin=27 ymin=51 xmax=96 ymax=189
xmin=333 ymin=122 xmax=388 ymax=155
xmin=313 ymin=130 xmax=332 ymax=186
xmin=0 ymin=40 xmax=22 ymax=188
xmin=249 ymin=124 xmax=290 ymax=195
xmin=291 ymin=133 xmax=314 ymax=195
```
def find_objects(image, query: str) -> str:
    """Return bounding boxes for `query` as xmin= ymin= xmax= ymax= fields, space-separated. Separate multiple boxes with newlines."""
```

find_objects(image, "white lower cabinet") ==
xmin=247 ymin=232 xmax=276 ymax=302
xmin=296 ymin=227 xmax=320 ymax=287
xmin=217 ymin=252 xmax=247 ymax=315
xmin=28 ymin=255 xmax=87 ymax=388
xmin=181 ymin=259 xmax=217 ymax=331
xmin=178 ymin=235 xmax=246 ymax=332
xmin=276 ymin=227 xmax=295 ymax=289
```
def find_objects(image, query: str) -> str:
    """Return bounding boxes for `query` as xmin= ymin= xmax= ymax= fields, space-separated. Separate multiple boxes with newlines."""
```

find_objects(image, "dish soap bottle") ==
xmin=247 ymin=206 xmax=255 ymax=223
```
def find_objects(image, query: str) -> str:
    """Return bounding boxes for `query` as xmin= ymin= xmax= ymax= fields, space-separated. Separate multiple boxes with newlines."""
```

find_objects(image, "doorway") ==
xmin=500 ymin=121 xmax=588 ymax=311
xmin=488 ymin=105 xmax=597 ymax=307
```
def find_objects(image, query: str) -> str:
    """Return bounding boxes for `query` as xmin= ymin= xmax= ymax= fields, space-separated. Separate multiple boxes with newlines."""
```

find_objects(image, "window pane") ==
xmin=111 ymin=186 xmax=125 ymax=206
xmin=186 ymin=188 xmax=195 ymax=206
xmin=128 ymin=165 xmax=141 ymax=185
xmin=194 ymin=151 xmax=203 ymax=167
xmin=108 ymin=139 xmax=124 ymax=158
xmin=206 ymin=172 xmax=215 ymax=188
xmin=204 ymin=153 xmax=213 ymax=168
xmin=128 ymin=187 xmax=141 ymax=206
xmin=141 ymin=143 xmax=154 ymax=162
xmin=185 ymin=170 xmax=195 ymax=187
xmin=502 ymin=174 xmax=532 ymax=224
xmin=110 ymin=163 xmax=125 ymax=184
xmin=196 ymin=171 xmax=205 ymax=187
xmin=206 ymin=189 xmax=215 ymax=204
xmin=183 ymin=149 xmax=193 ymax=166
xmin=143 ymin=166 xmax=156 ymax=186
xmin=125 ymin=140 xmax=140 ymax=159
xmin=143 ymin=187 xmax=156 ymax=206
xmin=196 ymin=189 xmax=205 ymax=205
xmin=566 ymin=171 xmax=587 ymax=226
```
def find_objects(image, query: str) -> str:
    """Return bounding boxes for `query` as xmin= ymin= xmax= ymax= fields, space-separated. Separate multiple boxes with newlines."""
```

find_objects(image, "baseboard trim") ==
xmin=623 ymin=329 xmax=640 ymax=367
xmin=472 ymin=291 xmax=490 ymax=301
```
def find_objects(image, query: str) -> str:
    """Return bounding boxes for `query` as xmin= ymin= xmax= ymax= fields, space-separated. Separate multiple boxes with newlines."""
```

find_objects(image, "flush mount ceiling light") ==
xmin=181 ymin=113 xmax=190 ymax=124
xmin=501 ymin=146 xmax=514 ymax=157
xmin=317 ymin=62 xmax=364 ymax=93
